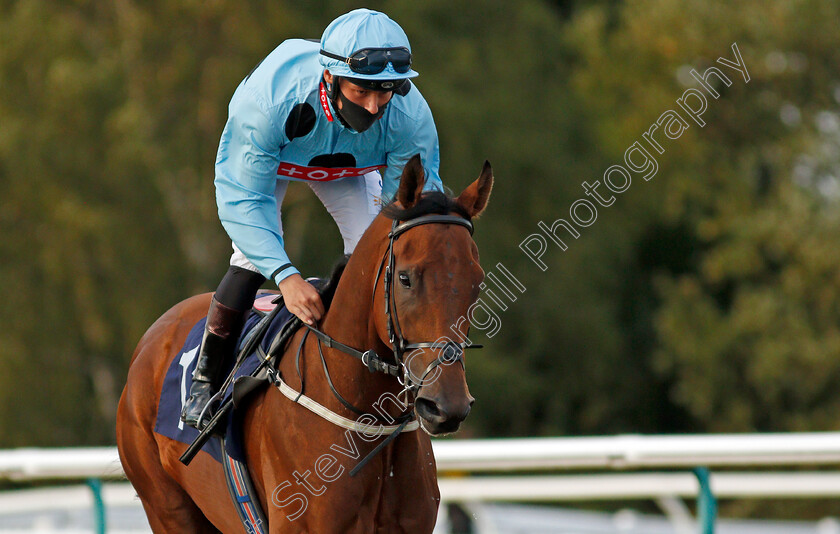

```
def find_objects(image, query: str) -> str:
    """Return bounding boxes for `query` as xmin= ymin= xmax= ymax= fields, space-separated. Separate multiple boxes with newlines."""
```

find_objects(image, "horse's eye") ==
xmin=398 ymin=272 xmax=411 ymax=288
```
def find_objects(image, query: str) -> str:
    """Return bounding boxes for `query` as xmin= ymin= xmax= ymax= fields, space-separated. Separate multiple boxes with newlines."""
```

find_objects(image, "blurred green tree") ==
xmin=1 ymin=0 xmax=839 ymax=455
xmin=562 ymin=0 xmax=840 ymax=434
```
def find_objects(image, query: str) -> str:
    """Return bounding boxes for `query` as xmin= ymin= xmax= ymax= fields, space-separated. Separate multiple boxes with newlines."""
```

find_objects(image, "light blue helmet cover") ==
xmin=319 ymin=9 xmax=419 ymax=81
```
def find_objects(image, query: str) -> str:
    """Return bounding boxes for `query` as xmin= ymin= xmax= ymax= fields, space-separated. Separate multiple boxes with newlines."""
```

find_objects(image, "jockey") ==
xmin=182 ymin=9 xmax=443 ymax=428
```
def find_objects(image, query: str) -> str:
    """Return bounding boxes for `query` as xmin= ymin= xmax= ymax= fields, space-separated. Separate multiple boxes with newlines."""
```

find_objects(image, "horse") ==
xmin=116 ymin=155 xmax=493 ymax=533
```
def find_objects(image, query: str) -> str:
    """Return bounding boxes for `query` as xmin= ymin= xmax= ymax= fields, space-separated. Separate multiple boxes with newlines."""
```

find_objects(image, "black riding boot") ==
xmin=181 ymin=296 xmax=247 ymax=429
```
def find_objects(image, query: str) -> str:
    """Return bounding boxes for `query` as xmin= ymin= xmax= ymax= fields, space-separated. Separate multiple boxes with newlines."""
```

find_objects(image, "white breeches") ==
xmin=230 ymin=171 xmax=383 ymax=273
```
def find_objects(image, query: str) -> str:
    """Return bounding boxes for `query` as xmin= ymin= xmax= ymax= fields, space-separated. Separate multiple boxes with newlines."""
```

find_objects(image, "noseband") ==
xmin=305 ymin=213 xmax=482 ymax=396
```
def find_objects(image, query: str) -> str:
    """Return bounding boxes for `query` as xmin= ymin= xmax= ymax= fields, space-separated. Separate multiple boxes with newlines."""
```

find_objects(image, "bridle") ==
xmin=303 ymin=213 xmax=482 ymax=401
xmin=284 ymin=212 xmax=483 ymax=475
xmin=379 ymin=214 xmax=482 ymax=391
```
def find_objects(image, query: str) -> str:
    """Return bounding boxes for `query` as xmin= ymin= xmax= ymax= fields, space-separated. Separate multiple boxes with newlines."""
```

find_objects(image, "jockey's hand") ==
xmin=278 ymin=273 xmax=325 ymax=326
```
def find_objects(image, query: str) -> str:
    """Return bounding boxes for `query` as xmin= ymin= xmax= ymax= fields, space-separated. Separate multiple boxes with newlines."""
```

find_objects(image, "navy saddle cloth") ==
xmin=154 ymin=293 xmax=295 ymax=463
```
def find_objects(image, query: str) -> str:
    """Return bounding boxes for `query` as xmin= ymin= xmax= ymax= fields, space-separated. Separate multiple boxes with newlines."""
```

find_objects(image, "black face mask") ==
xmin=335 ymin=88 xmax=387 ymax=133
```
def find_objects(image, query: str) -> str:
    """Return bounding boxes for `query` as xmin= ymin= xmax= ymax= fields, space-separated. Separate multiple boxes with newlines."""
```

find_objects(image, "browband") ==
xmin=389 ymin=214 xmax=473 ymax=238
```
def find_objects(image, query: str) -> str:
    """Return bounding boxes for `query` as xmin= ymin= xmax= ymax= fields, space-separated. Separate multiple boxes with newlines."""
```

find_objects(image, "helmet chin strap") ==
xmin=324 ymin=73 xmax=340 ymax=100
xmin=326 ymin=76 xmax=353 ymax=130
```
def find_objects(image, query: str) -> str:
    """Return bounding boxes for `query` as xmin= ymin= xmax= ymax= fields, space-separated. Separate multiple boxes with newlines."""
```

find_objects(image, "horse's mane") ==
xmin=317 ymin=255 xmax=349 ymax=310
xmin=381 ymin=191 xmax=470 ymax=221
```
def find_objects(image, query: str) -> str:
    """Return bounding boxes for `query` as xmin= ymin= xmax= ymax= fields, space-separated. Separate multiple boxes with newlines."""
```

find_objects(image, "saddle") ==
xmin=154 ymin=289 xmax=307 ymax=462
xmin=153 ymin=287 xmax=321 ymax=534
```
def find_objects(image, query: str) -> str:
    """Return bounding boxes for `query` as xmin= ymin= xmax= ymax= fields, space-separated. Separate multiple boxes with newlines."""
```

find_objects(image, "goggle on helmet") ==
xmin=319 ymin=8 xmax=419 ymax=92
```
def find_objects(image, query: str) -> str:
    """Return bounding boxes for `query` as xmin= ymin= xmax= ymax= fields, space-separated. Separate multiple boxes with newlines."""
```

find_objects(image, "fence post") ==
xmin=693 ymin=467 xmax=716 ymax=534
xmin=86 ymin=478 xmax=106 ymax=534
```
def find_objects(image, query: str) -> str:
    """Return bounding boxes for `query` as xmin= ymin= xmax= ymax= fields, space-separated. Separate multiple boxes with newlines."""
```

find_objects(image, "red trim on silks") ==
xmin=319 ymin=82 xmax=333 ymax=122
xmin=277 ymin=162 xmax=386 ymax=181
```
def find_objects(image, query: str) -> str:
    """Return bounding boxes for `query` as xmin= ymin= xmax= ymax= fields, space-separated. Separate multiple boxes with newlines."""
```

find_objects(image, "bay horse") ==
xmin=116 ymin=156 xmax=493 ymax=533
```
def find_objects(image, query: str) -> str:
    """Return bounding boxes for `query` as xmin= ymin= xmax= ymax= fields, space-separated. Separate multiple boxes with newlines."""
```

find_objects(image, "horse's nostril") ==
xmin=416 ymin=397 xmax=442 ymax=419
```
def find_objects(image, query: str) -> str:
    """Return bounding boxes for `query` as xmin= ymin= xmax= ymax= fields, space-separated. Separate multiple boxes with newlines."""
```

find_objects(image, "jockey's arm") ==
xmin=215 ymin=87 xmax=300 ymax=286
xmin=215 ymin=88 xmax=325 ymax=325
xmin=382 ymin=91 xmax=443 ymax=204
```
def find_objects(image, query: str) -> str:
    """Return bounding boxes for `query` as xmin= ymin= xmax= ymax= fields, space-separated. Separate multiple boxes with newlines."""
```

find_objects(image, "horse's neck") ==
xmin=323 ymin=220 xmax=392 ymax=355
xmin=320 ymin=265 xmax=380 ymax=355
xmin=285 ymin=237 xmax=399 ymax=412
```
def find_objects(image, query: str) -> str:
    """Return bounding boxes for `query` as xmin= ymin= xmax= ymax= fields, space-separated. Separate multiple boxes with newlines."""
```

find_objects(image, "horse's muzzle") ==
xmin=414 ymin=394 xmax=475 ymax=435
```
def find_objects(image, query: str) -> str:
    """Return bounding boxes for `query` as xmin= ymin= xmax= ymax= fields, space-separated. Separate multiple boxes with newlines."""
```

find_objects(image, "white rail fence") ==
xmin=4 ymin=432 xmax=840 ymax=497
xmin=4 ymin=432 xmax=840 ymax=532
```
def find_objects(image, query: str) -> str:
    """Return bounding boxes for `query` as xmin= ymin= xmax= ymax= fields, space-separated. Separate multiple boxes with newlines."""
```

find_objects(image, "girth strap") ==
xmin=221 ymin=440 xmax=268 ymax=534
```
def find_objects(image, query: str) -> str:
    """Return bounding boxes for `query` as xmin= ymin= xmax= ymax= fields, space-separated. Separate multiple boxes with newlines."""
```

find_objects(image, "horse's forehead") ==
xmin=397 ymin=224 xmax=474 ymax=260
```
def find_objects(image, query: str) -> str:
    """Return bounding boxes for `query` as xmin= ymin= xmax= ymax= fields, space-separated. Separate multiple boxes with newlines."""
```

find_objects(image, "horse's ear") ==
xmin=396 ymin=154 xmax=426 ymax=208
xmin=456 ymin=160 xmax=493 ymax=218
